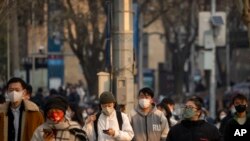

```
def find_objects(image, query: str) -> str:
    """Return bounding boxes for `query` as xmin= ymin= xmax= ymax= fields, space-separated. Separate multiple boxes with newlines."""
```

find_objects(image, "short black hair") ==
xmin=7 ymin=77 xmax=26 ymax=89
xmin=138 ymin=87 xmax=154 ymax=98
xmin=232 ymin=93 xmax=248 ymax=103
xmin=26 ymin=84 xmax=33 ymax=94
xmin=161 ymin=97 xmax=175 ymax=105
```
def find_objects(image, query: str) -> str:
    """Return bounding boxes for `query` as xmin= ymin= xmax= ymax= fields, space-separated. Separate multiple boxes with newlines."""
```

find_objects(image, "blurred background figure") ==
xmin=215 ymin=109 xmax=228 ymax=129
xmin=66 ymin=102 xmax=85 ymax=127
xmin=118 ymin=104 xmax=126 ymax=113
xmin=219 ymin=101 xmax=235 ymax=135
xmin=31 ymin=87 xmax=45 ymax=110
xmin=157 ymin=97 xmax=178 ymax=127
xmin=0 ymin=93 xmax=6 ymax=104
xmin=23 ymin=84 xmax=32 ymax=100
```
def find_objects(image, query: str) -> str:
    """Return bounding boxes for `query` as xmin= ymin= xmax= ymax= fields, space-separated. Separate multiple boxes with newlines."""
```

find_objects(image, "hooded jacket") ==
xmin=0 ymin=100 xmax=44 ymax=141
xmin=129 ymin=105 xmax=169 ymax=141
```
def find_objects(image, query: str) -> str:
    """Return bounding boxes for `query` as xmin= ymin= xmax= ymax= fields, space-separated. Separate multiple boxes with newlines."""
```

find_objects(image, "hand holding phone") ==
xmin=43 ymin=129 xmax=54 ymax=140
xmin=43 ymin=129 xmax=53 ymax=134
xmin=103 ymin=129 xmax=109 ymax=134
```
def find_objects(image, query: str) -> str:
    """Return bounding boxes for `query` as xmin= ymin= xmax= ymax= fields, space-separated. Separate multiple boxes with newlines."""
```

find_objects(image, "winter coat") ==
xmin=0 ymin=100 xmax=44 ymax=141
xmin=83 ymin=110 xmax=134 ymax=141
xmin=223 ymin=115 xmax=250 ymax=141
xmin=166 ymin=119 xmax=222 ymax=141
xmin=31 ymin=119 xmax=88 ymax=141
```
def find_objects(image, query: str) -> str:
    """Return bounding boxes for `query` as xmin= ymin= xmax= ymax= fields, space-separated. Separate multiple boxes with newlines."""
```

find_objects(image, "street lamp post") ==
xmin=7 ymin=0 xmax=10 ymax=81
xmin=209 ymin=0 xmax=217 ymax=119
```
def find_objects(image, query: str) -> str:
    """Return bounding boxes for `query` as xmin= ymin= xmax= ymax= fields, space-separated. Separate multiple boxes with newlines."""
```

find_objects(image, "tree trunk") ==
xmin=172 ymin=50 xmax=185 ymax=102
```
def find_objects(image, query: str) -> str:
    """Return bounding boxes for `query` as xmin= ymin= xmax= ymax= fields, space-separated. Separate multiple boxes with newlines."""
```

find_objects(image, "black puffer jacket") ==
xmin=166 ymin=120 xmax=222 ymax=141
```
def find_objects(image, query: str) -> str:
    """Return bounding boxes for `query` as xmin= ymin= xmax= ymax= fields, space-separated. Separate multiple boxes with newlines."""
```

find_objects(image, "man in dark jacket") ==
xmin=166 ymin=97 xmax=222 ymax=141
xmin=223 ymin=93 xmax=250 ymax=141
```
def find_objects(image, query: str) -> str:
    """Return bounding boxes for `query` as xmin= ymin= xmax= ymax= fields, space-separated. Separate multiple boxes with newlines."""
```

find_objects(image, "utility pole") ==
xmin=189 ymin=0 xmax=196 ymax=95
xmin=7 ymin=0 xmax=10 ymax=81
xmin=112 ymin=0 xmax=135 ymax=113
xmin=209 ymin=0 xmax=217 ymax=119
xmin=32 ymin=0 xmax=36 ymax=85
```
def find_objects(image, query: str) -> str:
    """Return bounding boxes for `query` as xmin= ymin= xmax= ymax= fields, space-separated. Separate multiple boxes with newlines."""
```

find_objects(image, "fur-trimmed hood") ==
xmin=0 ymin=100 xmax=40 ymax=113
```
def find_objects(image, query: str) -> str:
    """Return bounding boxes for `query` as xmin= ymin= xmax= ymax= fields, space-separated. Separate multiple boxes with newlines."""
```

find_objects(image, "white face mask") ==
xmin=8 ymin=91 xmax=23 ymax=102
xmin=230 ymin=107 xmax=236 ymax=114
xmin=219 ymin=114 xmax=226 ymax=120
xmin=139 ymin=99 xmax=151 ymax=109
xmin=102 ymin=107 xmax=114 ymax=116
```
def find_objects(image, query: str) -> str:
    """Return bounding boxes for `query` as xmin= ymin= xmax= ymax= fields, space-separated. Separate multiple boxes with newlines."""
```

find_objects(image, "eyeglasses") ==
xmin=184 ymin=105 xmax=198 ymax=110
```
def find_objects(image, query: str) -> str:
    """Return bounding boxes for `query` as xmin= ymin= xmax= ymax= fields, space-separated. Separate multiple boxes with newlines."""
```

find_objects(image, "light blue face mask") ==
xmin=183 ymin=108 xmax=196 ymax=119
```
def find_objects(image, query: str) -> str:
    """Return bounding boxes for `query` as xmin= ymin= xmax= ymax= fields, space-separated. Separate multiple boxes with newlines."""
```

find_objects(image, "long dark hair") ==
xmin=159 ymin=97 xmax=175 ymax=127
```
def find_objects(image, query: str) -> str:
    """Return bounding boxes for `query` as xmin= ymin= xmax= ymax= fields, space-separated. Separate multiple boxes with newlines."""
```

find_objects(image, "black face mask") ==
xmin=235 ymin=105 xmax=247 ymax=113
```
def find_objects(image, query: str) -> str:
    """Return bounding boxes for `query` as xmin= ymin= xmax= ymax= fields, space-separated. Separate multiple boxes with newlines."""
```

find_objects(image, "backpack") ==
xmin=93 ymin=111 xmax=123 ymax=139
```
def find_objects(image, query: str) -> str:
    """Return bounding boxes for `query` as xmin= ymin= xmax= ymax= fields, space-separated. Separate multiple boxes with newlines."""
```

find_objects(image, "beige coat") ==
xmin=31 ymin=119 xmax=87 ymax=141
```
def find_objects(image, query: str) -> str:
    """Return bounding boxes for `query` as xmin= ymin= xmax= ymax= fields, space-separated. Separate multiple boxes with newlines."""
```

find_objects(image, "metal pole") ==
xmin=32 ymin=0 xmax=36 ymax=86
xmin=7 ymin=0 xmax=10 ymax=80
xmin=112 ymin=0 xmax=135 ymax=113
xmin=189 ymin=0 xmax=196 ymax=95
xmin=209 ymin=0 xmax=216 ymax=119
xmin=138 ymin=11 xmax=143 ymax=90
xmin=226 ymin=41 xmax=230 ymax=91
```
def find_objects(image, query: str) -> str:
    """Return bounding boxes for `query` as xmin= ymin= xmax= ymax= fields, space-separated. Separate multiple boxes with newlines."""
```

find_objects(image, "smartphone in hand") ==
xmin=43 ymin=129 xmax=53 ymax=134
xmin=103 ymin=129 xmax=109 ymax=134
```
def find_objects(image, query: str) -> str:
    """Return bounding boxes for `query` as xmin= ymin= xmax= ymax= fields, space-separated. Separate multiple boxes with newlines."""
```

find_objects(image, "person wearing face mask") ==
xmin=129 ymin=87 xmax=169 ymax=141
xmin=215 ymin=109 xmax=228 ymax=129
xmin=223 ymin=93 xmax=250 ymax=141
xmin=166 ymin=97 xmax=222 ymax=141
xmin=157 ymin=97 xmax=178 ymax=128
xmin=31 ymin=95 xmax=88 ymax=141
xmin=0 ymin=77 xmax=44 ymax=141
xmin=65 ymin=103 xmax=85 ymax=127
xmin=83 ymin=91 xmax=134 ymax=141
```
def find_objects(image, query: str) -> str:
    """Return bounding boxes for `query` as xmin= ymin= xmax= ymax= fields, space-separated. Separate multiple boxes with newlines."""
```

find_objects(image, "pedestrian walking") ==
xmin=0 ymin=77 xmax=44 ymax=141
xmin=31 ymin=95 xmax=88 ymax=141
xmin=223 ymin=93 xmax=250 ymax=141
xmin=157 ymin=97 xmax=178 ymax=127
xmin=83 ymin=91 xmax=134 ymax=141
xmin=23 ymin=83 xmax=32 ymax=100
xmin=129 ymin=87 xmax=169 ymax=141
xmin=166 ymin=97 xmax=222 ymax=141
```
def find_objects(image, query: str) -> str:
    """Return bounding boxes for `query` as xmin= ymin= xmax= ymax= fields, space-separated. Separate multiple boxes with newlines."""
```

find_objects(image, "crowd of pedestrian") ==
xmin=0 ymin=76 xmax=249 ymax=141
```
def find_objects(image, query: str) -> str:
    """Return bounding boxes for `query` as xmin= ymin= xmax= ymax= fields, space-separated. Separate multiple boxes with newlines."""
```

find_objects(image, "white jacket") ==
xmin=83 ymin=111 xmax=134 ymax=141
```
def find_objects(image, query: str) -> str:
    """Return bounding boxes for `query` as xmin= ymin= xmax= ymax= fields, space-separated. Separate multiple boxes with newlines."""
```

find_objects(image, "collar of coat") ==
xmin=0 ymin=100 xmax=40 ymax=114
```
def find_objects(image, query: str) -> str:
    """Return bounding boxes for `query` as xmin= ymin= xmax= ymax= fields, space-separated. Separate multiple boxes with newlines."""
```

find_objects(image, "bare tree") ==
xmin=138 ymin=0 xmax=200 ymax=97
xmin=0 ymin=0 xmax=45 ymax=82
xmin=64 ymin=0 xmax=107 ymax=96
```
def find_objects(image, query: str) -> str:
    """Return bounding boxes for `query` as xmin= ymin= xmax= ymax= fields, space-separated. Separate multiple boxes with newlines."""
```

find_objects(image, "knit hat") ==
xmin=99 ymin=91 xmax=116 ymax=104
xmin=44 ymin=95 xmax=69 ymax=115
